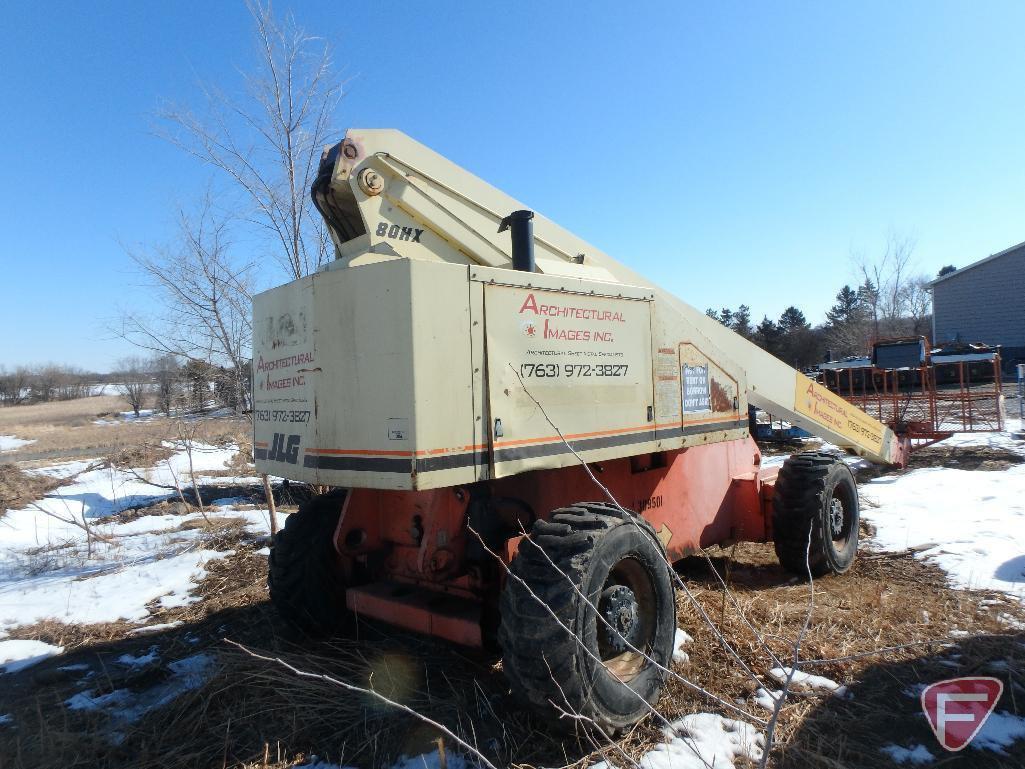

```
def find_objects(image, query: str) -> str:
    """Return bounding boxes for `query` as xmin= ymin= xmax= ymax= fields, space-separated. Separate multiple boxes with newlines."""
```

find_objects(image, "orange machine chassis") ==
xmin=332 ymin=436 xmax=779 ymax=647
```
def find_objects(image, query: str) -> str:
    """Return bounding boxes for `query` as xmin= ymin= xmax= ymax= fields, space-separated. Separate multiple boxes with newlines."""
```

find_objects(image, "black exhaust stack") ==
xmin=499 ymin=210 xmax=535 ymax=272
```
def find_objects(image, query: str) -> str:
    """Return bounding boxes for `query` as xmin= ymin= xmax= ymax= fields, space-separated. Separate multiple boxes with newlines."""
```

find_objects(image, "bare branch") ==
xmin=225 ymin=639 xmax=501 ymax=769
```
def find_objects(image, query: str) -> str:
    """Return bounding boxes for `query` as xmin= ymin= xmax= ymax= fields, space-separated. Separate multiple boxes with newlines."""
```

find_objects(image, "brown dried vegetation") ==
xmin=2 ymin=535 xmax=1022 ymax=769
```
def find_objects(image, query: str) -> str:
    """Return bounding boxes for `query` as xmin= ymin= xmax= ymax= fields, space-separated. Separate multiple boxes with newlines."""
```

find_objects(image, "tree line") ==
xmin=0 ymin=357 xmax=249 ymax=414
xmin=0 ymin=365 xmax=100 ymax=405
xmin=112 ymin=355 xmax=251 ymax=417
xmin=706 ymin=238 xmax=938 ymax=370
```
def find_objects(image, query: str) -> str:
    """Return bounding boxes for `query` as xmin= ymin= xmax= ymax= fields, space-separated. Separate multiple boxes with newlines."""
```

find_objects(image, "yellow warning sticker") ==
xmin=657 ymin=523 xmax=673 ymax=549
xmin=794 ymin=372 xmax=885 ymax=456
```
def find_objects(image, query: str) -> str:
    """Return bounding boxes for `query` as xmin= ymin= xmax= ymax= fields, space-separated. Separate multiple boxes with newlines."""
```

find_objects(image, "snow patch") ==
xmin=0 ymin=639 xmax=64 ymax=673
xmin=768 ymin=666 xmax=847 ymax=697
xmin=860 ymin=433 xmax=1025 ymax=599
xmin=0 ymin=435 xmax=34 ymax=452
xmin=0 ymin=442 xmax=276 ymax=635
xmin=66 ymin=688 xmax=132 ymax=711
xmin=391 ymin=748 xmax=476 ymax=769
xmin=593 ymin=713 xmax=763 ymax=769
xmin=128 ymin=621 xmax=183 ymax=636
xmin=672 ymin=627 xmax=693 ymax=664
xmin=880 ymin=743 xmax=934 ymax=764
xmin=116 ymin=648 xmax=159 ymax=668
xmin=972 ymin=710 xmax=1025 ymax=753
xmin=63 ymin=653 xmax=214 ymax=740
xmin=0 ymin=549 xmax=228 ymax=630
xmin=754 ymin=687 xmax=781 ymax=711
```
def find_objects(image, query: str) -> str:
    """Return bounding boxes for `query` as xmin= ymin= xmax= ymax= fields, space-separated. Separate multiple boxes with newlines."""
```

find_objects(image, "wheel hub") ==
xmin=829 ymin=497 xmax=845 ymax=537
xmin=599 ymin=584 xmax=640 ymax=654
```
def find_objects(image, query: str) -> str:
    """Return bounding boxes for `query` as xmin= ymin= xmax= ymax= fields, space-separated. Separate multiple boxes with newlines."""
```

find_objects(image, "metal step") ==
xmin=346 ymin=581 xmax=482 ymax=647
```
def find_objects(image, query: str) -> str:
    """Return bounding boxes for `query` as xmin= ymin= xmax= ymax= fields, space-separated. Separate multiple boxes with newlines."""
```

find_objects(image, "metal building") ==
xmin=929 ymin=240 xmax=1025 ymax=374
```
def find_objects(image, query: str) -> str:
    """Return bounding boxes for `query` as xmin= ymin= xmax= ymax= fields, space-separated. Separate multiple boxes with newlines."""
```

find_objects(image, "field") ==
xmin=0 ymin=396 xmax=1023 ymax=769
xmin=0 ymin=395 xmax=250 ymax=465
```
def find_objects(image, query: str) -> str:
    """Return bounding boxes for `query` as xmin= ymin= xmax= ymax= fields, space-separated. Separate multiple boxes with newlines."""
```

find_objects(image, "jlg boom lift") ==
xmin=255 ymin=130 xmax=907 ymax=732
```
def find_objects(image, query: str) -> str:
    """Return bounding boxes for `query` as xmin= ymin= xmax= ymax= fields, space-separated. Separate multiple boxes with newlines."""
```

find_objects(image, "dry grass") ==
xmin=0 ymin=396 xmax=249 ymax=463
xmin=0 ymin=463 xmax=64 ymax=516
xmin=2 ymin=537 xmax=1023 ymax=769
xmin=1 ymin=424 xmax=1022 ymax=767
xmin=0 ymin=395 xmax=127 ymax=427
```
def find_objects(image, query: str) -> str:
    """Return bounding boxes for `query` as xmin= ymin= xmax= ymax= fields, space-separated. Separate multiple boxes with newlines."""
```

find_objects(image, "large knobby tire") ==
xmin=773 ymin=451 xmax=859 ymax=577
xmin=268 ymin=491 xmax=348 ymax=634
xmin=498 ymin=503 xmax=676 ymax=734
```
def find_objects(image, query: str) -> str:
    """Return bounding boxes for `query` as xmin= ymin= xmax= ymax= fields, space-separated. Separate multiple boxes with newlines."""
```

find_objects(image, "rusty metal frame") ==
xmin=822 ymin=345 xmax=1003 ymax=450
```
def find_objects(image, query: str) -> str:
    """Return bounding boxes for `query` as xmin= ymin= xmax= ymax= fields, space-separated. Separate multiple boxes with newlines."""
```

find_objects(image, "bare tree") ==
xmin=114 ymin=356 xmax=150 ymax=417
xmin=0 ymin=366 xmax=30 ymax=406
xmin=156 ymin=0 xmax=342 ymax=280
xmin=152 ymin=353 xmax=181 ymax=415
xmin=902 ymin=274 xmax=933 ymax=338
xmin=117 ymin=196 xmax=253 ymax=413
xmin=853 ymin=232 xmax=917 ymax=340
xmin=27 ymin=364 xmax=91 ymax=402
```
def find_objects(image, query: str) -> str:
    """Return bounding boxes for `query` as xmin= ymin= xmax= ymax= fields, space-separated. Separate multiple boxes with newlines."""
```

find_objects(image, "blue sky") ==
xmin=2 ymin=1 xmax=1023 ymax=371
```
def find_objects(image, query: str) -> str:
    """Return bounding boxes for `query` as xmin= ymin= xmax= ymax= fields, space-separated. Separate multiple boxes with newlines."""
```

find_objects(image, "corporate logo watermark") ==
xmin=920 ymin=677 xmax=1003 ymax=752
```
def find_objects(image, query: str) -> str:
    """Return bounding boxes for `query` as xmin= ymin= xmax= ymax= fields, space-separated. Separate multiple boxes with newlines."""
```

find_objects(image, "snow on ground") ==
xmin=672 ymin=627 xmax=693 ymax=664
xmin=0 ymin=639 xmax=64 ymax=673
xmin=753 ymin=687 xmax=781 ymax=712
xmin=860 ymin=428 xmax=1025 ymax=599
xmin=0 ymin=548 xmax=230 ymax=631
xmin=760 ymin=441 xmax=871 ymax=472
xmin=592 ymin=713 xmax=763 ymax=769
xmin=127 ymin=621 xmax=183 ymax=635
xmin=94 ymin=409 xmax=157 ymax=425
xmin=767 ymin=666 xmax=848 ymax=697
xmin=0 ymin=441 xmax=283 ymax=640
xmin=0 ymin=435 xmax=35 ymax=452
xmin=880 ymin=743 xmax=934 ymax=765
xmin=391 ymin=749 xmax=476 ymax=769
xmin=64 ymin=652 xmax=214 ymax=743
xmin=973 ymin=711 xmax=1025 ymax=753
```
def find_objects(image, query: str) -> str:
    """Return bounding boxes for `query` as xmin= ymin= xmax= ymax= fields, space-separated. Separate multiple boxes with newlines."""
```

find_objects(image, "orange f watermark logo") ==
xmin=921 ymin=677 xmax=1003 ymax=752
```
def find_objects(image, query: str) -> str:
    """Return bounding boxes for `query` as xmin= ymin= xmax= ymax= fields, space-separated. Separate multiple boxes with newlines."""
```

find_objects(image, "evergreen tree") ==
xmin=754 ymin=316 xmax=781 ymax=355
xmin=777 ymin=306 xmax=809 ymax=334
xmin=825 ymin=284 xmax=870 ymax=357
xmin=718 ymin=307 xmax=734 ymax=327
xmin=705 ymin=308 xmax=720 ymax=321
xmin=937 ymin=264 xmax=957 ymax=277
xmin=858 ymin=279 xmax=880 ymax=337
xmin=826 ymin=285 xmax=864 ymax=327
xmin=775 ymin=307 xmax=817 ymax=369
xmin=732 ymin=304 xmax=752 ymax=338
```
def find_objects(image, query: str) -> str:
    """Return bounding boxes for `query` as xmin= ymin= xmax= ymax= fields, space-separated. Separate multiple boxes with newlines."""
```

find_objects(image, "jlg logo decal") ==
xmin=268 ymin=433 xmax=301 ymax=465
xmin=376 ymin=223 xmax=424 ymax=242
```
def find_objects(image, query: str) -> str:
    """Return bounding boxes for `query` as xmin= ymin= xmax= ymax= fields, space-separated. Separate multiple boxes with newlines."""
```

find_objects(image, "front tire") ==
xmin=773 ymin=452 xmax=859 ymax=577
xmin=498 ymin=503 xmax=676 ymax=734
xmin=268 ymin=491 xmax=348 ymax=634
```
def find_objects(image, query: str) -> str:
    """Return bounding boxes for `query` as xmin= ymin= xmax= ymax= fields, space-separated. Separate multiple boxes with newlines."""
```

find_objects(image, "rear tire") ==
xmin=773 ymin=452 xmax=859 ymax=577
xmin=268 ymin=491 xmax=348 ymax=634
xmin=498 ymin=503 xmax=676 ymax=734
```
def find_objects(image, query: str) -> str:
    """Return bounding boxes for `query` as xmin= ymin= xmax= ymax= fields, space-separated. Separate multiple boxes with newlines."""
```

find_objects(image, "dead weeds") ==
xmin=0 ymin=395 xmax=250 ymax=464
xmin=907 ymin=444 xmax=1025 ymax=471
xmin=2 ymin=541 xmax=1023 ymax=769
xmin=0 ymin=463 xmax=63 ymax=516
